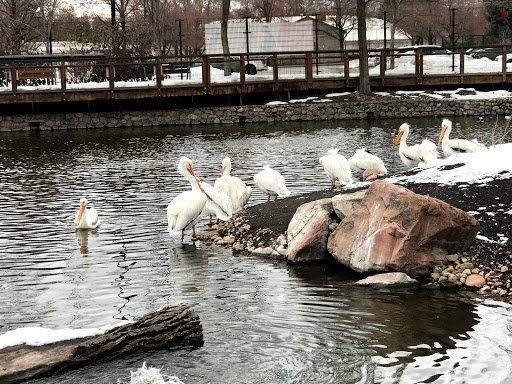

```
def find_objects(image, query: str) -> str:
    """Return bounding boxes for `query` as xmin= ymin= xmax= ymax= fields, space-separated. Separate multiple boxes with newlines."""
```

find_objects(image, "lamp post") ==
xmin=382 ymin=10 xmax=387 ymax=70
xmin=450 ymin=7 xmax=457 ymax=72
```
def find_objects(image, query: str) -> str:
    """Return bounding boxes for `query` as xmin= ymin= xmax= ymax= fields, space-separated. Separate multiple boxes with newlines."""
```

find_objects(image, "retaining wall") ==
xmin=1 ymin=98 xmax=511 ymax=132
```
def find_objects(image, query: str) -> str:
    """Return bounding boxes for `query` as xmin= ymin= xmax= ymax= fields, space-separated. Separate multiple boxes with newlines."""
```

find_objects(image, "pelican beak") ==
xmin=187 ymin=164 xmax=197 ymax=177
xmin=393 ymin=131 xmax=403 ymax=149
xmin=221 ymin=167 xmax=225 ymax=177
xmin=438 ymin=125 xmax=447 ymax=146
xmin=76 ymin=203 xmax=85 ymax=225
xmin=196 ymin=179 xmax=213 ymax=201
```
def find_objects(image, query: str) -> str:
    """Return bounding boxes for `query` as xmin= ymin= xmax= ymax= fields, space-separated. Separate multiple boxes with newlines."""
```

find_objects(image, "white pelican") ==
xmin=253 ymin=166 xmax=290 ymax=202
xmin=348 ymin=148 xmax=387 ymax=175
xmin=214 ymin=157 xmax=252 ymax=213
xmin=393 ymin=123 xmax=438 ymax=168
xmin=438 ymin=119 xmax=484 ymax=157
xmin=75 ymin=197 xmax=100 ymax=229
xmin=319 ymin=149 xmax=353 ymax=188
xmin=167 ymin=157 xmax=210 ymax=238
xmin=201 ymin=181 xmax=232 ymax=226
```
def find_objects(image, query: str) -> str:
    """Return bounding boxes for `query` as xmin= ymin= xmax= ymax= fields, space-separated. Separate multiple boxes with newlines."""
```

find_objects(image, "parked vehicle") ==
xmin=375 ymin=45 xmax=451 ymax=66
xmin=191 ymin=56 xmax=267 ymax=75
xmin=471 ymin=48 xmax=503 ymax=60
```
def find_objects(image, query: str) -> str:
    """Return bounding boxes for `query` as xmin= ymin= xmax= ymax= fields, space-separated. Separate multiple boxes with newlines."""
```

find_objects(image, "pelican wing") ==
xmin=418 ymin=140 xmax=439 ymax=162
xmin=87 ymin=207 xmax=100 ymax=228
xmin=201 ymin=182 xmax=233 ymax=221
xmin=320 ymin=154 xmax=353 ymax=186
xmin=215 ymin=176 xmax=252 ymax=213
xmin=348 ymin=150 xmax=387 ymax=174
xmin=167 ymin=191 xmax=207 ymax=234
xmin=447 ymin=138 xmax=484 ymax=153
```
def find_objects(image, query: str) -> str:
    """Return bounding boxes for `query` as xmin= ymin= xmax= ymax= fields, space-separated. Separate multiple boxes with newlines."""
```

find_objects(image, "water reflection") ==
xmin=2 ymin=117 xmax=511 ymax=383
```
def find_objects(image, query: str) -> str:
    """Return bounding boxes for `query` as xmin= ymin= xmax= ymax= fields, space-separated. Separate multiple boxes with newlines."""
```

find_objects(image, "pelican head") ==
xmin=438 ymin=119 xmax=452 ymax=145
xmin=221 ymin=157 xmax=232 ymax=177
xmin=327 ymin=148 xmax=340 ymax=155
xmin=76 ymin=197 xmax=89 ymax=225
xmin=393 ymin=123 xmax=410 ymax=148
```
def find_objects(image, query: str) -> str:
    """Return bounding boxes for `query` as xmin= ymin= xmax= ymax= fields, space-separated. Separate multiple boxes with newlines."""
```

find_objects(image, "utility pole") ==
xmin=315 ymin=13 xmax=320 ymax=75
xmin=244 ymin=17 xmax=251 ymax=65
xmin=111 ymin=0 xmax=116 ymax=55
xmin=178 ymin=19 xmax=184 ymax=80
xmin=450 ymin=7 xmax=457 ymax=72
xmin=382 ymin=10 xmax=387 ymax=70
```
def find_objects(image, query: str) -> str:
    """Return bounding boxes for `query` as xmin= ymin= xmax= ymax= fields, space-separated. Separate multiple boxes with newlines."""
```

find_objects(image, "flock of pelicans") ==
xmin=75 ymin=118 xmax=484 ymax=238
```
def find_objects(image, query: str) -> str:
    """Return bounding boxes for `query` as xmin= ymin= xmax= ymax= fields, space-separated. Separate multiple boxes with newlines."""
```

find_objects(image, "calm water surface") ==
xmin=1 ymin=117 xmax=511 ymax=383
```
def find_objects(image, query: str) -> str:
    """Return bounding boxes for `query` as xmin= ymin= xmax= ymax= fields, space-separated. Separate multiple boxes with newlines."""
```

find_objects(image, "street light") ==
xmin=450 ymin=7 xmax=457 ymax=72
xmin=382 ymin=10 xmax=387 ymax=70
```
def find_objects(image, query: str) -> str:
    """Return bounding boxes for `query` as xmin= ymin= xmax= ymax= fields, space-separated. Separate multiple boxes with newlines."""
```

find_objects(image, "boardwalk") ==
xmin=1 ymin=47 xmax=511 ymax=105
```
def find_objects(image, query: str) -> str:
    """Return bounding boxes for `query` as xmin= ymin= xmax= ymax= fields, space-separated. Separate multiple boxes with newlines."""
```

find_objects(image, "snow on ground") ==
xmin=0 ymin=321 xmax=130 ymax=349
xmin=389 ymin=143 xmax=512 ymax=186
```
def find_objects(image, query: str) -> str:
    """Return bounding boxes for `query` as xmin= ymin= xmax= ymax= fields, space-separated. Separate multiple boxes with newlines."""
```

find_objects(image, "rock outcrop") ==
xmin=286 ymin=198 xmax=337 ymax=262
xmin=331 ymin=190 xmax=366 ymax=221
xmin=0 ymin=304 xmax=202 ymax=384
xmin=355 ymin=272 xmax=418 ymax=287
xmin=327 ymin=180 xmax=480 ymax=278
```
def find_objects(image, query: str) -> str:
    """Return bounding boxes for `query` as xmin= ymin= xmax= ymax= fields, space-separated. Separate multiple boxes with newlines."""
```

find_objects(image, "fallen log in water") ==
xmin=0 ymin=304 xmax=202 ymax=384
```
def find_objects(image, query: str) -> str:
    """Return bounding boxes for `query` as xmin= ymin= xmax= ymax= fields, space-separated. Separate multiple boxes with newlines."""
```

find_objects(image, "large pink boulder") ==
xmin=327 ymin=180 xmax=480 ymax=278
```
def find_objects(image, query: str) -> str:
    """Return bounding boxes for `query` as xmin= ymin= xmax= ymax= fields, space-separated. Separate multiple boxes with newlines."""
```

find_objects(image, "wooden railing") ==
xmin=0 ymin=46 xmax=511 ymax=104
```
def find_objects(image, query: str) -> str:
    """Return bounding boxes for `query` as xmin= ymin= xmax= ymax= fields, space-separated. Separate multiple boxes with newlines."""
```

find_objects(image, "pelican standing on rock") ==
xmin=214 ymin=157 xmax=252 ymax=213
xmin=348 ymin=148 xmax=387 ymax=175
xmin=167 ymin=157 xmax=210 ymax=238
xmin=253 ymin=165 xmax=290 ymax=202
xmin=393 ymin=123 xmax=438 ymax=168
xmin=75 ymin=197 xmax=100 ymax=229
xmin=319 ymin=149 xmax=353 ymax=188
xmin=438 ymin=119 xmax=484 ymax=157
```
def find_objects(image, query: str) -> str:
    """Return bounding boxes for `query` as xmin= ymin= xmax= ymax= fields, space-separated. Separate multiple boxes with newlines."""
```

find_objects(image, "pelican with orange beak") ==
xmin=75 ymin=197 xmax=100 ymax=229
xmin=393 ymin=123 xmax=438 ymax=168
xmin=438 ymin=119 xmax=485 ymax=158
xmin=214 ymin=157 xmax=252 ymax=213
xmin=167 ymin=157 xmax=210 ymax=238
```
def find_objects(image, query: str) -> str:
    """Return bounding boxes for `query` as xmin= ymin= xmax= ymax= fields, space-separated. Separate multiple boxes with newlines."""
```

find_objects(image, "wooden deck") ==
xmin=1 ymin=48 xmax=511 ymax=105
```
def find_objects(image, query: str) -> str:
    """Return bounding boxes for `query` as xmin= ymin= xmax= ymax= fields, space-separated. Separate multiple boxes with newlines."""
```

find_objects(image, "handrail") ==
xmin=1 ymin=46 xmax=512 ymax=102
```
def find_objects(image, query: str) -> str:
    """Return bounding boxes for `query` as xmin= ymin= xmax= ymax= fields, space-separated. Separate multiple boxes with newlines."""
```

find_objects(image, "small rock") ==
xmin=458 ymin=262 xmax=474 ymax=270
xmin=355 ymin=272 xmax=418 ymax=287
xmin=465 ymin=274 xmax=486 ymax=289
xmin=431 ymin=272 xmax=441 ymax=280
xmin=471 ymin=268 xmax=480 ymax=274
xmin=445 ymin=254 xmax=459 ymax=263
xmin=501 ymin=266 xmax=509 ymax=273
xmin=442 ymin=266 xmax=454 ymax=274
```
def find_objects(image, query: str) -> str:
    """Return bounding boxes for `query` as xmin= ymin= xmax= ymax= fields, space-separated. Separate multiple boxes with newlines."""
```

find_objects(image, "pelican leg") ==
xmin=266 ymin=195 xmax=271 ymax=203
xmin=206 ymin=215 xmax=214 ymax=227
xmin=191 ymin=225 xmax=203 ymax=237
xmin=275 ymin=195 xmax=278 ymax=201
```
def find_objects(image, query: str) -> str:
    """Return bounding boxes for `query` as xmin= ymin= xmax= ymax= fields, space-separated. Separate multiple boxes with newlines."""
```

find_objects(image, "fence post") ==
xmin=10 ymin=62 xmax=17 ymax=95
xmin=239 ymin=54 xmax=246 ymax=88
xmin=108 ymin=58 xmax=115 ymax=93
xmin=344 ymin=51 xmax=350 ymax=87
xmin=202 ymin=55 xmax=210 ymax=94
xmin=60 ymin=60 xmax=66 ymax=91
xmin=305 ymin=52 xmax=313 ymax=84
xmin=155 ymin=56 xmax=162 ymax=89
xmin=272 ymin=53 xmax=279 ymax=88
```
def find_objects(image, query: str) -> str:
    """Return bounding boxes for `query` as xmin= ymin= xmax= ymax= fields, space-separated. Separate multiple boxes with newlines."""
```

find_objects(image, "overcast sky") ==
xmin=61 ymin=0 xmax=110 ymax=17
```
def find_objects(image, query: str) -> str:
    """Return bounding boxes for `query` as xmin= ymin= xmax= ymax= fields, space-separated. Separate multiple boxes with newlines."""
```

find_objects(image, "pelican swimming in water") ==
xmin=214 ymin=157 xmax=252 ymax=213
xmin=348 ymin=148 xmax=387 ymax=175
xmin=253 ymin=165 xmax=290 ymax=202
xmin=438 ymin=119 xmax=485 ymax=158
xmin=201 ymin=181 xmax=232 ymax=226
xmin=393 ymin=123 xmax=438 ymax=168
xmin=75 ymin=197 xmax=100 ymax=229
xmin=319 ymin=149 xmax=353 ymax=188
xmin=167 ymin=157 xmax=210 ymax=238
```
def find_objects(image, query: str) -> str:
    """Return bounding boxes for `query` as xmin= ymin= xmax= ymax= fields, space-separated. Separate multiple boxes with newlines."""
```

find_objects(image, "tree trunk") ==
xmin=221 ymin=0 xmax=231 ymax=76
xmin=0 ymin=304 xmax=202 ymax=384
xmin=357 ymin=0 xmax=371 ymax=95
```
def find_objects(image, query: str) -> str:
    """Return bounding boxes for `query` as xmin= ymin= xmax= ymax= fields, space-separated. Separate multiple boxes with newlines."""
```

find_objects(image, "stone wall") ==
xmin=1 ymin=98 xmax=511 ymax=132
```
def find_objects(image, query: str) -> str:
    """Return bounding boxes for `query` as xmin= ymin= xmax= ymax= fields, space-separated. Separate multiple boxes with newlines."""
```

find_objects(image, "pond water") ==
xmin=1 ymin=116 xmax=512 ymax=383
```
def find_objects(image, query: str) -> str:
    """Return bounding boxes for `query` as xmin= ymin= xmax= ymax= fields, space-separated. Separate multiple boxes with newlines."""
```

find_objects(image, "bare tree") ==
xmin=332 ymin=0 xmax=356 ymax=51
xmin=36 ymin=0 xmax=61 ymax=54
xmin=0 ymin=0 xmax=39 ymax=54
xmin=357 ymin=0 xmax=371 ymax=94
xmin=221 ymin=0 xmax=231 ymax=76
xmin=381 ymin=0 xmax=407 ymax=68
